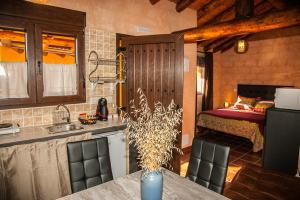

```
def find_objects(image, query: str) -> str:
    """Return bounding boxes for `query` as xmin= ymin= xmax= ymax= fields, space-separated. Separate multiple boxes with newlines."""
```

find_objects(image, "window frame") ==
xmin=0 ymin=1 xmax=86 ymax=110
xmin=34 ymin=23 xmax=85 ymax=105
xmin=0 ymin=15 xmax=37 ymax=108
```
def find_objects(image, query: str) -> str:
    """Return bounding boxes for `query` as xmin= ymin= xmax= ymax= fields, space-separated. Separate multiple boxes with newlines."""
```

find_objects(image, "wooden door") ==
xmin=123 ymin=34 xmax=184 ymax=174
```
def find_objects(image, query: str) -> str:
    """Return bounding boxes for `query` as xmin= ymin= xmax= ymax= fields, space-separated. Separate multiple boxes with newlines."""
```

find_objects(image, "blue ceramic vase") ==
xmin=141 ymin=170 xmax=163 ymax=200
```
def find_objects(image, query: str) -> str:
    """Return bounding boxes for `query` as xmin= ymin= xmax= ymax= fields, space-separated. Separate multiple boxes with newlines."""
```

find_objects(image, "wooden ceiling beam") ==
xmin=210 ymin=1 xmax=273 ymax=52
xmin=168 ymin=0 xmax=212 ymax=10
xmin=210 ymin=0 xmax=264 ymax=25
xmin=176 ymin=0 xmax=197 ymax=12
xmin=172 ymin=0 xmax=270 ymax=35
xmin=200 ymin=38 xmax=220 ymax=47
xmin=189 ymin=0 xmax=212 ymax=10
xmin=149 ymin=0 xmax=160 ymax=5
xmin=266 ymin=0 xmax=287 ymax=10
xmin=184 ymin=7 xmax=300 ymax=43
xmin=213 ymin=36 xmax=240 ymax=53
xmin=212 ymin=5 xmax=236 ymax=24
xmin=197 ymin=0 xmax=236 ymax=27
xmin=254 ymin=1 xmax=273 ymax=15
xmin=205 ymin=36 xmax=235 ymax=51
xmin=236 ymin=0 xmax=255 ymax=19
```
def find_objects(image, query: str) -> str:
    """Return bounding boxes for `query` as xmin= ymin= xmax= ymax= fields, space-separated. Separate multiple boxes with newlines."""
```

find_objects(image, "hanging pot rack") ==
xmin=87 ymin=50 xmax=126 ymax=84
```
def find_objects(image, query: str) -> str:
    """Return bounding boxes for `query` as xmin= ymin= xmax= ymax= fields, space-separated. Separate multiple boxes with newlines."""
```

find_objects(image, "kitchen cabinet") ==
xmin=0 ymin=132 xmax=92 ymax=200
xmin=0 ymin=123 xmax=127 ymax=200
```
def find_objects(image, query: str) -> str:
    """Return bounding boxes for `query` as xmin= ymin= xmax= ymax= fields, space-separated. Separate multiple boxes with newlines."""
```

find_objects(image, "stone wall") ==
xmin=213 ymin=34 xmax=300 ymax=108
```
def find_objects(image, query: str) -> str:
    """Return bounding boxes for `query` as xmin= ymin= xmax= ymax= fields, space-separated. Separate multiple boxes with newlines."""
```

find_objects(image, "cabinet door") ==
xmin=34 ymin=24 xmax=85 ymax=104
xmin=0 ymin=15 xmax=36 ymax=108
xmin=107 ymin=131 xmax=126 ymax=179
xmin=92 ymin=131 xmax=126 ymax=179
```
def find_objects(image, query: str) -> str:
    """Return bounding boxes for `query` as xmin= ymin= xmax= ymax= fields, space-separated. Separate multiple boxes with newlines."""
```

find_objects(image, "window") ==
xmin=196 ymin=52 xmax=205 ymax=94
xmin=42 ymin=33 xmax=77 ymax=97
xmin=0 ymin=17 xmax=36 ymax=108
xmin=0 ymin=28 xmax=29 ymax=99
xmin=35 ymin=24 xmax=85 ymax=105
xmin=197 ymin=66 xmax=205 ymax=94
xmin=0 ymin=2 xmax=86 ymax=109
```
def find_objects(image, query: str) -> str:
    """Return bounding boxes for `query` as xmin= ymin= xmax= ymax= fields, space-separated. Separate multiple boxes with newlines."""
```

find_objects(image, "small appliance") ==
xmin=96 ymin=98 xmax=109 ymax=121
xmin=275 ymin=88 xmax=300 ymax=110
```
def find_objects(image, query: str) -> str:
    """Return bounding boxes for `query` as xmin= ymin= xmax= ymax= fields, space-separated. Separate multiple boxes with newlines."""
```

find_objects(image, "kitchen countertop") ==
xmin=0 ymin=119 xmax=126 ymax=148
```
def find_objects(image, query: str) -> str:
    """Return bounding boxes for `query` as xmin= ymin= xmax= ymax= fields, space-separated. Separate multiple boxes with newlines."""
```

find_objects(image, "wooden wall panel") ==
xmin=154 ymin=44 xmax=163 ymax=106
xmin=147 ymin=44 xmax=155 ymax=109
xmin=169 ymin=43 xmax=176 ymax=105
xmin=141 ymin=45 xmax=148 ymax=97
xmin=134 ymin=45 xmax=142 ymax=105
xmin=162 ymin=43 xmax=170 ymax=106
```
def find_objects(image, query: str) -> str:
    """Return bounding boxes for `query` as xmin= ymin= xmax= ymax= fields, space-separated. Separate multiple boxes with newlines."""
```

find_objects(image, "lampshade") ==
xmin=224 ymin=102 xmax=230 ymax=108
xmin=234 ymin=39 xmax=248 ymax=54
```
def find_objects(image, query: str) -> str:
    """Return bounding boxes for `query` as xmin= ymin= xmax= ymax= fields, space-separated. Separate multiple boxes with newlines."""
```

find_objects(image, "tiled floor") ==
xmin=180 ymin=132 xmax=259 ymax=184
xmin=204 ymin=131 xmax=262 ymax=168
xmin=181 ymin=131 xmax=300 ymax=200
xmin=180 ymin=131 xmax=261 ymax=176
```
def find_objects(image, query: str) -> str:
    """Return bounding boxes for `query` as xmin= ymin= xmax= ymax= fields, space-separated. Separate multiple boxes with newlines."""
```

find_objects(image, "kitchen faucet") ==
xmin=56 ymin=104 xmax=71 ymax=123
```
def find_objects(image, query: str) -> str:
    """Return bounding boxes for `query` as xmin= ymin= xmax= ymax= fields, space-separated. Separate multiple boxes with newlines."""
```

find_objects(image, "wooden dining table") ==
xmin=57 ymin=169 xmax=230 ymax=200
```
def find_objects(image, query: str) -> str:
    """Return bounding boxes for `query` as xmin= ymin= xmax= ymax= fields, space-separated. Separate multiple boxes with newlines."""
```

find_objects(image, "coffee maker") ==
xmin=96 ymin=98 xmax=108 ymax=121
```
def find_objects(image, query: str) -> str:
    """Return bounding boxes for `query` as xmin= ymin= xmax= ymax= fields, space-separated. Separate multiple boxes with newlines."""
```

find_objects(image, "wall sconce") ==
xmin=234 ymin=39 xmax=248 ymax=54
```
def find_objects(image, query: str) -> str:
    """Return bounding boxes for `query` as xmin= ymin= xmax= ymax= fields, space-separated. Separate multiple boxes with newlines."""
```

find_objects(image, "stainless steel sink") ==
xmin=46 ymin=123 xmax=82 ymax=134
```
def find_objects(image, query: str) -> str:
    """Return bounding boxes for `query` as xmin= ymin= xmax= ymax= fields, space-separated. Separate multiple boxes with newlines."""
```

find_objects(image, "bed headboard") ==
xmin=237 ymin=84 xmax=292 ymax=100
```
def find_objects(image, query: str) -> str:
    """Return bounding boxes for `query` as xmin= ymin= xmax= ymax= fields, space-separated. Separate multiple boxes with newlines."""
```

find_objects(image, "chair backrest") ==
xmin=67 ymin=137 xmax=113 ymax=193
xmin=186 ymin=138 xmax=230 ymax=194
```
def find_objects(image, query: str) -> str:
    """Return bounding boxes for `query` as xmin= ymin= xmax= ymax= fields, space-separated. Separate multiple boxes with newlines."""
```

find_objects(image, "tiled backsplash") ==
xmin=0 ymin=28 xmax=117 ymax=127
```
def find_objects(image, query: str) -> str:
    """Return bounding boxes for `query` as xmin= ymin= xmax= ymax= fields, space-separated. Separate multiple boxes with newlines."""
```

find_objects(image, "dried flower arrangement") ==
xmin=123 ymin=88 xmax=183 ymax=173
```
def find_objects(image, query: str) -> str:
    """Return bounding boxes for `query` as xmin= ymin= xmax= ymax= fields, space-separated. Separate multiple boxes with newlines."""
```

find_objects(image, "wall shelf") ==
xmin=87 ymin=50 xmax=126 ymax=84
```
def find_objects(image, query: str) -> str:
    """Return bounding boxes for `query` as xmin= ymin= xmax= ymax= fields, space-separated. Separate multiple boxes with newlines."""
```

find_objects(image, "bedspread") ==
xmin=198 ymin=108 xmax=265 ymax=152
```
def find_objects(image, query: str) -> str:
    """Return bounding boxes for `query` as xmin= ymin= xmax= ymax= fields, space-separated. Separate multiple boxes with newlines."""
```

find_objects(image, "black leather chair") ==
xmin=186 ymin=138 xmax=230 ymax=194
xmin=67 ymin=137 xmax=113 ymax=193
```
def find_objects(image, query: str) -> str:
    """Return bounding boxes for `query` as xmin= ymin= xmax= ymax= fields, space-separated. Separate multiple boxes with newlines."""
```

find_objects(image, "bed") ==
xmin=197 ymin=84 xmax=290 ymax=152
